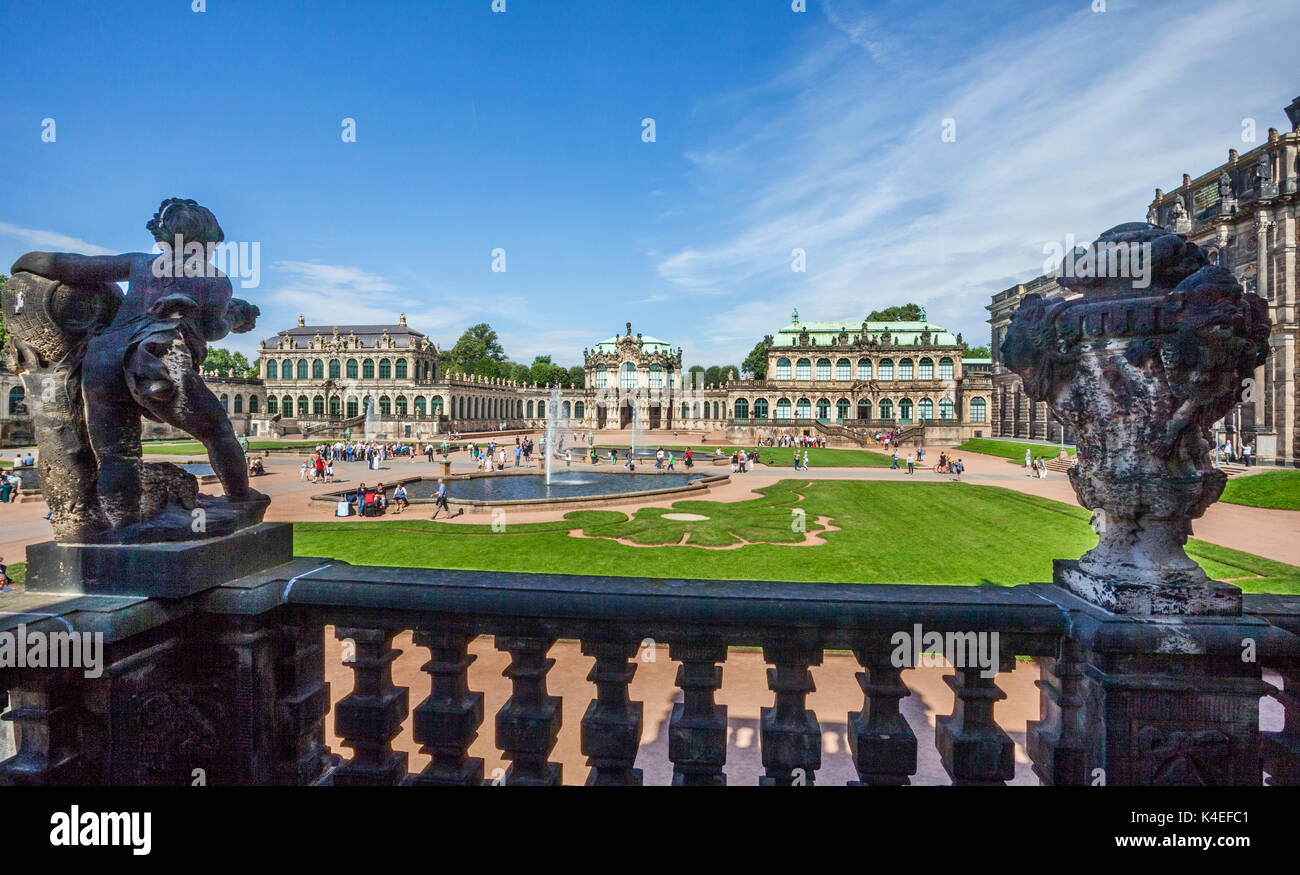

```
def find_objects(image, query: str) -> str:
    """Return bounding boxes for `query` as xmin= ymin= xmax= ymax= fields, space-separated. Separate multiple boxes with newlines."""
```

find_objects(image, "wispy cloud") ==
xmin=0 ymin=222 xmax=115 ymax=257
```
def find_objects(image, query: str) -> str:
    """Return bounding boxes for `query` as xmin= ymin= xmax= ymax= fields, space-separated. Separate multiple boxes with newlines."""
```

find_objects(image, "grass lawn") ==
xmin=1221 ymin=470 xmax=1300 ymax=511
xmin=756 ymin=447 xmax=893 ymax=468
xmin=291 ymin=480 xmax=1300 ymax=593
xmin=956 ymin=438 xmax=1076 ymax=462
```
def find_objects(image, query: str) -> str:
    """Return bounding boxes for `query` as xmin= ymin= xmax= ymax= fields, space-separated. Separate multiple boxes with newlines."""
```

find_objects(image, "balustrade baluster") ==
xmin=760 ymin=645 xmax=822 ymax=786
xmin=935 ymin=652 xmax=1016 ymax=786
xmin=332 ymin=627 xmax=408 ymax=786
xmin=274 ymin=623 xmax=332 ymax=785
xmin=1263 ymin=664 xmax=1300 ymax=786
xmin=849 ymin=646 xmax=917 ymax=786
xmin=409 ymin=631 xmax=484 ymax=786
xmin=495 ymin=636 xmax=562 ymax=786
xmin=668 ymin=643 xmax=727 ymax=786
xmin=1027 ymin=638 xmax=1087 ymax=786
xmin=580 ymin=641 xmax=643 ymax=786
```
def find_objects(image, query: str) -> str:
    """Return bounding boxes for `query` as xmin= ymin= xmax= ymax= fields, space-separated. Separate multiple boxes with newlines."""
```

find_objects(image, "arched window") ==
xmin=297 ymin=395 xmax=309 ymax=417
xmin=362 ymin=359 xmax=375 ymax=379
xmin=879 ymin=359 xmax=894 ymax=380
xmin=329 ymin=359 xmax=341 ymax=379
xmin=346 ymin=398 xmax=358 ymax=418
xmin=969 ymin=397 xmax=986 ymax=422
xmin=527 ymin=400 xmax=534 ymax=418
xmin=816 ymin=398 xmax=831 ymax=419
xmin=918 ymin=398 xmax=933 ymax=420
xmin=379 ymin=395 xmax=391 ymax=416
xmin=649 ymin=364 xmax=662 ymax=388
xmin=594 ymin=364 xmax=607 ymax=388
xmin=939 ymin=398 xmax=954 ymax=419
xmin=562 ymin=401 xmax=571 ymax=419
xmin=878 ymin=399 xmax=893 ymax=420
xmin=432 ymin=396 xmax=444 ymax=417
xmin=313 ymin=395 xmax=325 ymax=416
xmin=574 ymin=401 xmax=585 ymax=419
xmin=836 ymin=359 xmax=851 ymax=381
xmin=754 ymin=398 xmax=769 ymax=420
xmin=219 ymin=393 xmax=229 ymax=411
xmin=776 ymin=358 xmax=792 ymax=380
xmin=776 ymin=398 xmax=792 ymax=420
xmin=939 ymin=357 xmax=954 ymax=380
xmin=734 ymin=398 xmax=750 ymax=420
xmin=899 ymin=359 xmax=914 ymax=380
xmin=266 ymin=396 xmax=277 ymax=415
xmin=346 ymin=359 xmax=359 ymax=379
xmin=836 ymin=398 xmax=850 ymax=421
xmin=682 ymin=402 xmax=690 ymax=418
xmin=816 ymin=358 xmax=831 ymax=380
xmin=312 ymin=359 xmax=324 ymax=380
xmin=919 ymin=358 xmax=933 ymax=380
xmin=621 ymin=362 xmax=636 ymax=389
xmin=281 ymin=359 xmax=293 ymax=380
xmin=233 ymin=395 xmax=243 ymax=414
xmin=379 ymin=359 xmax=391 ymax=380
xmin=297 ymin=360 xmax=308 ymax=380
xmin=266 ymin=360 xmax=278 ymax=380
xmin=282 ymin=395 xmax=293 ymax=416
xmin=796 ymin=358 xmax=812 ymax=380
xmin=857 ymin=399 xmax=872 ymax=420
xmin=330 ymin=396 xmax=340 ymax=416
xmin=858 ymin=360 xmax=872 ymax=380
xmin=899 ymin=399 xmax=913 ymax=423
xmin=396 ymin=396 xmax=408 ymax=416
xmin=395 ymin=359 xmax=408 ymax=380
xmin=248 ymin=396 xmax=259 ymax=414
xmin=796 ymin=398 xmax=812 ymax=419
xmin=414 ymin=396 xmax=426 ymax=417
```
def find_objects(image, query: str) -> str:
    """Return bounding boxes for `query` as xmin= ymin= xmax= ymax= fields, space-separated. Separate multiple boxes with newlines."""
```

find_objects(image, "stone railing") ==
xmin=1 ymin=533 xmax=1296 ymax=786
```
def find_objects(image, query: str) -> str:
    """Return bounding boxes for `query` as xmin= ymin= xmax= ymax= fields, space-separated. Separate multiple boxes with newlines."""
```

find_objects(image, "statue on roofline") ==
xmin=3 ymin=198 xmax=268 ymax=543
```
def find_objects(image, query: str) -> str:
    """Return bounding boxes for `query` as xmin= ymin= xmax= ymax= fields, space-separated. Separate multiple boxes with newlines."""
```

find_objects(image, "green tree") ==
xmin=448 ymin=323 xmax=506 ymax=373
xmin=962 ymin=342 xmax=991 ymax=359
xmin=866 ymin=303 xmax=926 ymax=322
xmin=507 ymin=362 xmax=531 ymax=384
xmin=742 ymin=340 xmax=767 ymax=379
xmin=203 ymin=347 xmax=255 ymax=377
xmin=567 ymin=365 xmax=585 ymax=388
xmin=530 ymin=355 xmax=554 ymax=386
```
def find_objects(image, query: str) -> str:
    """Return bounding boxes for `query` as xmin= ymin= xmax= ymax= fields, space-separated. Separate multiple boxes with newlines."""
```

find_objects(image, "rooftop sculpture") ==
xmin=1002 ymin=222 xmax=1271 ymax=614
xmin=2 ymin=198 xmax=267 ymax=543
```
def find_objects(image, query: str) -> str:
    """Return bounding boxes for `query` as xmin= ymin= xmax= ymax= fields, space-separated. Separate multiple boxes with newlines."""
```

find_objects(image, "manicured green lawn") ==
xmin=1221 ymin=470 xmax=1300 ymax=511
xmin=291 ymin=480 xmax=1300 ymax=593
xmin=955 ymin=438 xmax=1076 ymax=462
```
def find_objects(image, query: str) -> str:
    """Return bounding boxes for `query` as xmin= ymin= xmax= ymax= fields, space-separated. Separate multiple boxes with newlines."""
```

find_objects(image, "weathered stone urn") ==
xmin=1003 ymin=223 xmax=1271 ymax=615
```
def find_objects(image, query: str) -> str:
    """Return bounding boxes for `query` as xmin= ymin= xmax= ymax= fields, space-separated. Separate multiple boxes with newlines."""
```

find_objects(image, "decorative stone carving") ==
xmin=3 ymin=199 xmax=268 ymax=544
xmin=1002 ymin=223 xmax=1271 ymax=615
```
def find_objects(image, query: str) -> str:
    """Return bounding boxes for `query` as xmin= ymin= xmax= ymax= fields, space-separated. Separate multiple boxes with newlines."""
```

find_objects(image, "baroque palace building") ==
xmin=181 ymin=313 xmax=995 ymax=446
xmin=990 ymin=94 xmax=1300 ymax=467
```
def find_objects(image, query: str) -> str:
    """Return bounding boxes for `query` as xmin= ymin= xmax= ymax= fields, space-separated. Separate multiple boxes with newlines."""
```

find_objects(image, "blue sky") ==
xmin=2 ymin=0 xmax=1297 ymax=367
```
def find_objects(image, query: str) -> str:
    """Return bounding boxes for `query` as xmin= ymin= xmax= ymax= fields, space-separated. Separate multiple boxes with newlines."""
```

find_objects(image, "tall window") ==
xmin=899 ymin=399 xmax=913 ymax=423
xmin=574 ymin=401 xmax=585 ymax=419
xmin=858 ymin=360 xmax=872 ymax=380
xmin=312 ymin=359 xmax=324 ymax=380
xmin=379 ymin=359 xmax=391 ymax=380
xmin=329 ymin=359 xmax=341 ymax=379
xmin=776 ymin=398 xmax=792 ymax=420
xmin=248 ymin=396 xmax=259 ymax=414
xmin=396 ymin=396 xmax=408 ymax=416
xmin=939 ymin=399 xmax=955 ymax=419
xmin=346 ymin=359 xmax=358 ymax=379
xmin=919 ymin=358 xmax=933 ymax=380
xmin=735 ymin=398 xmax=749 ymax=420
xmin=346 ymin=398 xmax=358 ymax=418
xmin=939 ymin=357 xmax=954 ymax=380
xmin=879 ymin=359 xmax=894 ymax=380
xmin=414 ymin=397 xmax=426 ymax=417
xmin=219 ymin=394 xmax=229 ymax=411
xmin=918 ymin=398 xmax=933 ymax=420
xmin=857 ymin=399 xmax=872 ymax=420
xmin=396 ymin=359 xmax=408 ymax=380
xmin=836 ymin=359 xmax=850 ymax=381
xmin=816 ymin=359 xmax=831 ymax=380
xmin=878 ymin=399 xmax=893 ymax=420
xmin=649 ymin=364 xmax=662 ymax=388
xmin=796 ymin=358 xmax=811 ymax=380
xmin=754 ymin=398 xmax=769 ymax=420
xmin=432 ymin=397 xmax=443 ymax=416
xmin=379 ymin=395 xmax=391 ymax=416
xmin=796 ymin=397 xmax=812 ymax=419
xmin=595 ymin=364 xmax=607 ymax=388
xmin=330 ymin=397 xmax=340 ymax=416
xmin=836 ymin=398 xmax=850 ymax=421
xmin=969 ymin=398 xmax=986 ymax=422
xmin=266 ymin=360 xmax=278 ymax=380
xmin=621 ymin=362 xmax=636 ymax=389
xmin=776 ymin=357 xmax=792 ymax=380
xmin=233 ymin=395 xmax=242 ymax=414
xmin=313 ymin=395 xmax=325 ymax=416
xmin=297 ymin=360 xmax=308 ymax=380
xmin=363 ymin=359 xmax=375 ymax=379
xmin=266 ymin=396 xmax=277 ymax=415
xmin=297 ymin=395 xmax=308 ymax=417
xmin=816 ymin=398 xmax=831 ymax=419
xmin=899 ymin=359 xmax=914 ymax=380
xmin=282 ymin=395 xmax=293 ymax=415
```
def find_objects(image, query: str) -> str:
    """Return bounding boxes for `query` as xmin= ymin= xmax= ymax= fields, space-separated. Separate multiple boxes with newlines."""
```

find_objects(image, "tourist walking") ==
xmin=1025 ymin=447 xmax=1032 ymax=470
xmin=891 ymin=450 xmax=900 ymax=470
xmin=431 ymin=479 xmax=450 ymax=519
xmin=906 ymin=452 xmax=915 ymax=475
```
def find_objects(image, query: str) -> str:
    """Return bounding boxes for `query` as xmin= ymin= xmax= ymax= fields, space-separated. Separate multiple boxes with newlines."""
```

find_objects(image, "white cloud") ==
xmin=0 ymin=222 xmax=115 ymax=256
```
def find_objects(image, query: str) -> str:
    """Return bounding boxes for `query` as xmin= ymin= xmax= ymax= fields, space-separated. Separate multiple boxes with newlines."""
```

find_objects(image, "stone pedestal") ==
xmin=1054 ymin=559 xmax=1242 ymax=617
xmin=24 ymin=523 xmax=293 ymax=598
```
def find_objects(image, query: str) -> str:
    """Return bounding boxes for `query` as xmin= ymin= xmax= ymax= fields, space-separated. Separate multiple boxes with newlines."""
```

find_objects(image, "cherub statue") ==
xmin=7 ymin=198 xmax=265 ymax=538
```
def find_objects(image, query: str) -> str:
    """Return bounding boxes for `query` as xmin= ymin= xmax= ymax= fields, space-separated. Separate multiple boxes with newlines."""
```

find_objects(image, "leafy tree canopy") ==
xmin=742 ymin=340 xmax=767 ymax=380
xmin=203 ymin=347 xmax=258 ymax=378
xmin=448 ymin=323 xmax=506 ymax=372
xmin=866 ymin=303 xmax=926 ymax=322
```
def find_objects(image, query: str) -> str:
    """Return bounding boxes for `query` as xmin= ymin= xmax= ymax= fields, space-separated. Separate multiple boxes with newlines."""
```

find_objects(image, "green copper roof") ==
xmin=591 ymin=334 xmax=675 ymax=354
xmin=772 ymin=319 xmax=959 ymax=349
